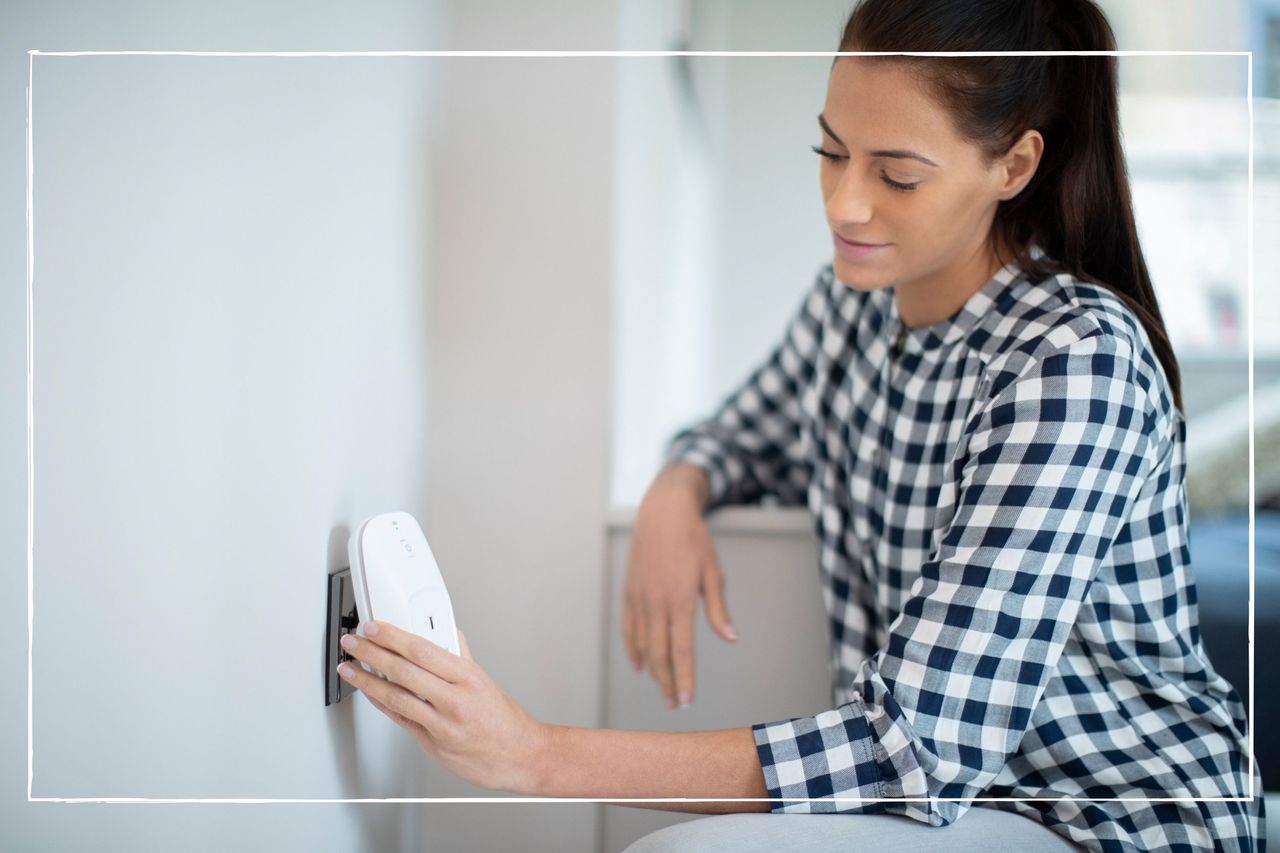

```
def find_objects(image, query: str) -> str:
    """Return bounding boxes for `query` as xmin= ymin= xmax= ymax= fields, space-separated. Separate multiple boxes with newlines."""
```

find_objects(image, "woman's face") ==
xmin=818 ymin=56 xmax=1036 ymax=294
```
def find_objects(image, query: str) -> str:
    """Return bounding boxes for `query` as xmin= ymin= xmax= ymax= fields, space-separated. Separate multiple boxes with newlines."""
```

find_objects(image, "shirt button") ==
xmin=871 ymin=448 xmax=881 ymax=464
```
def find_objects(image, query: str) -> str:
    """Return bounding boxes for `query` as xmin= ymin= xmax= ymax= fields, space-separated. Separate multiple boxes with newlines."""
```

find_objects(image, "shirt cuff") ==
xmin=662 ymin=433 xmax=737 ymax=511
xmin=750 ymin=697 xmax=887 ymax=814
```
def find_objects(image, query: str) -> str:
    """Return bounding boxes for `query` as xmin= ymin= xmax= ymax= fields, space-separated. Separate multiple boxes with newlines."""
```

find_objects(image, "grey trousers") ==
xmin=620 ymin=805 xmax=1088 ymax=852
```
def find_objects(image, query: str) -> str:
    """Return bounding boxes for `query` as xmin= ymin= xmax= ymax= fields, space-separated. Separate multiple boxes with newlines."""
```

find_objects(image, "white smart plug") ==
xmin=347 ymin=511 xmax=461 ymax=674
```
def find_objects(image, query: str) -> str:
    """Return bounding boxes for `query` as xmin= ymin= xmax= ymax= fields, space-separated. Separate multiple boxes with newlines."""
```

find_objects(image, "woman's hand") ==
xmin=337 ymin=622 xmax=548 ymax=795
xmin=623 ymin=464 xmax=737 ymax=711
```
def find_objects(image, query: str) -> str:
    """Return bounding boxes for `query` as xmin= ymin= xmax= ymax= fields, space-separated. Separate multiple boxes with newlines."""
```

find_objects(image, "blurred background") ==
xmin=1 ymin=1 xmax=1275 ymax=851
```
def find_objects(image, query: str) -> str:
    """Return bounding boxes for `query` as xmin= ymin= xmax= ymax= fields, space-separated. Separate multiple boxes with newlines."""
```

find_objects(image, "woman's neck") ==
xmin=894 ymin=234 xmax=1024 ymax=330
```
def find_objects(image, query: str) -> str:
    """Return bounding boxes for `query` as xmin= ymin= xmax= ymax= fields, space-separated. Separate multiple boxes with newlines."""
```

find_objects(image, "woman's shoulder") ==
xmin=975 ymin=268 xmax=1175 ymax=431
xmin=979 ymin=267 xmax=1147 ymax=365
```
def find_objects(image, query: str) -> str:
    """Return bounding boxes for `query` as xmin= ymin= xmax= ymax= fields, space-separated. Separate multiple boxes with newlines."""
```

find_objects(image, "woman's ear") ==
xmin=997 ymin=128 xmax=1044 ymax=201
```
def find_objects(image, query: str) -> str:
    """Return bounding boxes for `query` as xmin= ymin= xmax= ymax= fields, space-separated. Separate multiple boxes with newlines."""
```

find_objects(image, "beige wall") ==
xmin=421 ymin=1 xmax=619 ymax=850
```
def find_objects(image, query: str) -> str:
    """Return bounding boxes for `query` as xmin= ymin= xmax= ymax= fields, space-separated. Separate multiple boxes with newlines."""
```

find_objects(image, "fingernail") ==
xmin=632 ymin=659 xmax=641 ymax=672
xmin=363 ymin=621 xmax=380 ymax=637
xmin=678 ymin=691 xmax=691 ymax=708
xmin=337 ymin=662 xmax=355 ymax=678
xmin=724 ymin=625 xmax=738 ymax=641
xmin=340 ymin=634 xmax=358 ymax=651
xmin=666 ymin=697 xmax=676 ymax=710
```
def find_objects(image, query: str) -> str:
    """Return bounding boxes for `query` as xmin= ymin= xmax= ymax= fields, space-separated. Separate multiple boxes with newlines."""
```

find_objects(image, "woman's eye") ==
xmin=809 ymin=145 xmax=919 ymax=193
xmin=810 ymin=144 xmax=843 ymax=162
xmin=880 ymin=174 xmax=919 ymax=193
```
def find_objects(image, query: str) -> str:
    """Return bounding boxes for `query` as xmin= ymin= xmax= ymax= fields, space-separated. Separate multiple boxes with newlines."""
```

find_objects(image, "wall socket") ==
xmin=325 ymin=567 xmax=358 ymax=706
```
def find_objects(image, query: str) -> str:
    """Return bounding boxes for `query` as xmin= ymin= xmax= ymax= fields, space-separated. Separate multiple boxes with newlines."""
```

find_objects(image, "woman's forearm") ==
xmin=521 ymin=723 xmax=773 ymax=814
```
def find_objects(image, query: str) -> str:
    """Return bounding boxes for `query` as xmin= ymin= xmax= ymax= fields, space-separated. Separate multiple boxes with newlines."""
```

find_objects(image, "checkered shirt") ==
xmin=662 ymin=248 xmax=1264 ymax=852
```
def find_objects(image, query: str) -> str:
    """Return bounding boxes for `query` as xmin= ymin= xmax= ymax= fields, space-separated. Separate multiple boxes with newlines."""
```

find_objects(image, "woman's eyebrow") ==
xmin=817 ymin=113 xmax=941 ymax=168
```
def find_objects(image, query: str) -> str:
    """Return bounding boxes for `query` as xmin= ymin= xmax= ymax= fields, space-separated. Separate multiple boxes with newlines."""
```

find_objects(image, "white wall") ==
xmin=4 ymin=2 xmax=443 ymax=850
xmin=2 ymin=1 xmax=615 ymax=851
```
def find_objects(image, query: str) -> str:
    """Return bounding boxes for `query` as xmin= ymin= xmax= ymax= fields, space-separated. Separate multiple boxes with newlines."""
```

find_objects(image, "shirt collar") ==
xmin=883 ymin=242 xmax=1047 ymax=352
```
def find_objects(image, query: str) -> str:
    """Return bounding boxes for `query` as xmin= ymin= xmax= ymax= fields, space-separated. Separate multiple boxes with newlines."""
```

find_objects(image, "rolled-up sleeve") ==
xmin=751 ymin=330 xmax=1157 ymax=823
xmin=661 ymin=266 xmax=830 ymax=512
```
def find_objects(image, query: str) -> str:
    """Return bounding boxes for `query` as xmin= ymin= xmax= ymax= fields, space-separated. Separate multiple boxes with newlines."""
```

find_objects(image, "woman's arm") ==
xmin=524 ymin=723 xmax=772 ymax=813
xmin=337 ymin=621 xmax=772 ymax=812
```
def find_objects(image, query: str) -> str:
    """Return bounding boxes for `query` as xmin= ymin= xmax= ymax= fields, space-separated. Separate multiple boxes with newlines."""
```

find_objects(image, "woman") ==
xmin=334 ymin=0 xmax=1264 ymax=850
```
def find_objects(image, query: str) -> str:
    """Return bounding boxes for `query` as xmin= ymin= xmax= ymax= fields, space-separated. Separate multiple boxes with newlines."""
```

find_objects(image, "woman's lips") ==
xmin=833 ymin=233 xmax=889 ymax=260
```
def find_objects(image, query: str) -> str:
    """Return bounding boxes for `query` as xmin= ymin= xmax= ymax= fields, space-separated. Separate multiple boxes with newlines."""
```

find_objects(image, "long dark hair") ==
xmin=838 ymin=0 xmax=1183 ymax=413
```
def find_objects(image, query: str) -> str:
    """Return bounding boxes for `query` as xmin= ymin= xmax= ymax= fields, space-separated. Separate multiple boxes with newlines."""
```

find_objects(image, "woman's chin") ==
xmin=832 ymin=258 xmax=890 ymax=293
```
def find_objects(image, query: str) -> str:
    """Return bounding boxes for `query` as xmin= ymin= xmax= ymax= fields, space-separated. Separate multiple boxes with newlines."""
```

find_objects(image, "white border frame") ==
xmin=26 ymin=48 xmax=1256 ymax=809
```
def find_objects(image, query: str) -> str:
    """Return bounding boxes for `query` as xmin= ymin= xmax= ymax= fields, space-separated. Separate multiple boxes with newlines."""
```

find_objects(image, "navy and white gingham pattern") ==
xmin=663 ymin=248 xmax=1264 ymax=852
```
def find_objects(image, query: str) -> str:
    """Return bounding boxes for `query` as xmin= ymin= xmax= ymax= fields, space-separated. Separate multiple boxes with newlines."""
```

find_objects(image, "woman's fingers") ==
xmin=366 ymin=692 xmax=421 ymax=733
xmin=669 ymin=609 xmax=695 ymax=708
xmin=364 ymin=682 xmax=449 ymax=767
xmin=337 ymin=658 xmax=444 ymax=732
xmin=365 ymin=692 xmax=404 ymax=724
xmin=701 ymin=560 xmax=738 ymax=642
xmin=646 ymin=609 xmax=676 ymax=708
xmin=342 ymin=628 xmax=454 ymax=709
xmin=361 ymin=620 xmax=469 ymax=683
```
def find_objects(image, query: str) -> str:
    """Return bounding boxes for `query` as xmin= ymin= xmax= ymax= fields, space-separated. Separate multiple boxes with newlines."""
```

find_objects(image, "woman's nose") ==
xmin=825 ymin=171 xmax=874 ymax=224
